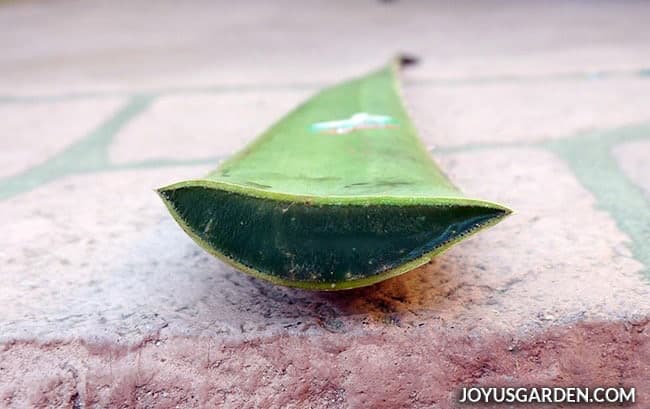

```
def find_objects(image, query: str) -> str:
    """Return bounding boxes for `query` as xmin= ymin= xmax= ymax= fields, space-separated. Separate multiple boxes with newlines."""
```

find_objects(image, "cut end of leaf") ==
xmin=157 ymin=183 xmax=511 ymax=290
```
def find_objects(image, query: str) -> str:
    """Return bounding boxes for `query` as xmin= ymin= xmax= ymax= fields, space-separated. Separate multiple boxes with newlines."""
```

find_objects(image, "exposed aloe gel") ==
xmin=158 ymin=59 xmax=511 ymax=290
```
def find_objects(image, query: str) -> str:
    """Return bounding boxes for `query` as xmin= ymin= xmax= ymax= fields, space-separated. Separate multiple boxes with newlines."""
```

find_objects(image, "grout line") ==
xmin=0 ymin=95 xmax=154 ymax=200
xmin=408 ymin=68 xmax=650 ymax=88
xmin=1 ymin=68 xmax=649 ymax=105
xmin=545 ymin=126 xmax=650 ymax=279
xmin=112 ymin=157 xmax=223 ymax=170
xmin=0 ymin=83 xmax=322 ymax=105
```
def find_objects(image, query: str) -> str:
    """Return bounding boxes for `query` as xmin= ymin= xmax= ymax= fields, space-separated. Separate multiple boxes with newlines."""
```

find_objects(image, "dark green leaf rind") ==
xmin=158 ymin=181 xmax=510 ymax=290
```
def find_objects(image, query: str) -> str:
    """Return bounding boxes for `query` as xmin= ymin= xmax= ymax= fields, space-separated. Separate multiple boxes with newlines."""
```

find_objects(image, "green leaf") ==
xmin=158 ymin=59 xmax=511 ymax=290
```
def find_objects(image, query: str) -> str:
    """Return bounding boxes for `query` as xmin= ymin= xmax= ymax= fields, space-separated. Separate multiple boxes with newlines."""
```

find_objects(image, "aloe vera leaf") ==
xmin=158 ymin=59 xmax=511 ymax=291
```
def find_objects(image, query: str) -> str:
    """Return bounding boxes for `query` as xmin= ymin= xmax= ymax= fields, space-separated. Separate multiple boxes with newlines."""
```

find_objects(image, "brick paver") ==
xmin=2 ymin=148 xmax=646 ymax=344
xmin=405 ymin=79 xmax=650 ymax=147
xmin=109 ymin=92 xmax=311 ymax=164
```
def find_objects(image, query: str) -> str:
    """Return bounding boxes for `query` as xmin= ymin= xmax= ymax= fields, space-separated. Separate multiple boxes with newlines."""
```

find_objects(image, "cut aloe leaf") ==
xmin=158 ymin=58 xmax=511 ymax=290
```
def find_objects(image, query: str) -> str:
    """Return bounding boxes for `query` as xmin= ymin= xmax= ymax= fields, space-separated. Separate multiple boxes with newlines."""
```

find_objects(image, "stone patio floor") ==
xmin=0 ymin=1 xmax=649 ymax=408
